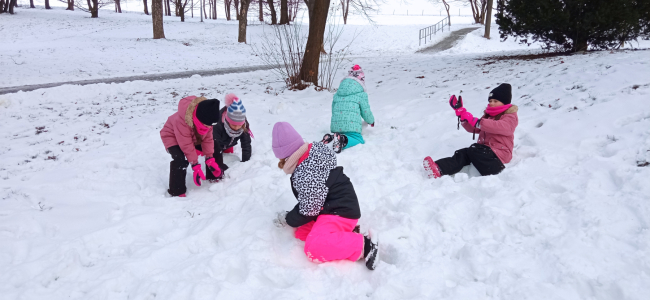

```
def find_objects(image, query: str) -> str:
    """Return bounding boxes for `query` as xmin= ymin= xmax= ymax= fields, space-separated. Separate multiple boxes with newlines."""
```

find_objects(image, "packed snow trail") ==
xmin=1 ymin=49 xmax=649 ymax=299
xmin=418 ymin=27 xmax=481 ymax=53
xmin=0 ymin=65 xmax=278 ymax=95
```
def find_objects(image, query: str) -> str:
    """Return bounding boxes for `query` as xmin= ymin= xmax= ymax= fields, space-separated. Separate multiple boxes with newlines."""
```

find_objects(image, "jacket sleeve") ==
xmin=201 ymin=127 xmax=215 ymax=158
xmin=286 ymin=204 xmax=318 ymax=228
xmin=240 ymin=131 xmax=252 ymax=162
xmin=461 ymin=120 xmax=480 ymax=133
xmin=359 ymin=92 xmax=375 ymax=125
xmin=173 ymin=123 xmax=199 ymax=164
xmin=478 ymin=114 xmax=518 ymax=136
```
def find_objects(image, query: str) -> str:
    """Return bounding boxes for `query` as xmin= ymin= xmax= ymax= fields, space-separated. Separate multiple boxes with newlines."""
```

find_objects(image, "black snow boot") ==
xmin=321 ymin=133 xmax=334 ymax=144
xmin=333 ymin=133 xmax=348 ymax=154
xmin=363 ymin=235 xmax=379 ymax=270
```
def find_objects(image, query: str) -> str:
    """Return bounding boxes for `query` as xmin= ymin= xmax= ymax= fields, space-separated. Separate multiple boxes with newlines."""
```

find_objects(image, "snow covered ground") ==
xmin=2 ymin=7 xmax=650 ymax=300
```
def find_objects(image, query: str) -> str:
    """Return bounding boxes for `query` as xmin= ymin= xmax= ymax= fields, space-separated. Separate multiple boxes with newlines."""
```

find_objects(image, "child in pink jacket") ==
xmin=160 ymin=96 xmax=223 ymax=197
xmin=424 ymin=83 xmax=518 ymax=178
xmin=271 ymin=122 xmax=379 ymax=270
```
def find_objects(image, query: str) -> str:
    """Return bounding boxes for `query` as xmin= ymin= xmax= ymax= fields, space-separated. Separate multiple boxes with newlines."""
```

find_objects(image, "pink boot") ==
xmin=423 ymin=156 xmax=442 ymax=179
xmin=178 ymin=194 xmax=187 ymax=197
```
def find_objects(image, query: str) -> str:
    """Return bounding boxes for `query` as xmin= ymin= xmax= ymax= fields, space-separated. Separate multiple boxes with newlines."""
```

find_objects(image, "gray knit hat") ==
xmin=226 ymin=98 xmax=246 ymax=126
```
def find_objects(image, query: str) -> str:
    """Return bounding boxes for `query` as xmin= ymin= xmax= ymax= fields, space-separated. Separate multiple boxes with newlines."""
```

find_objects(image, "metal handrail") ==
xmin=419 ymin=17 xmax=450 ymax=46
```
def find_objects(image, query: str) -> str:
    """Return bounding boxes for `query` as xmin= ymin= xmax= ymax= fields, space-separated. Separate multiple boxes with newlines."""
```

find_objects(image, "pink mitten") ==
xmin=455 ymin=107 xmax=466 ymax=117
xmin=192 ymin=164 xmax=206 ymax=186
xmin=460 ymin=111 xmax=480 ymax=127
xmin=205 ymin=157 xmax=222 ymax=178
xmin=196 ymin=149 xmax=204 ymax=157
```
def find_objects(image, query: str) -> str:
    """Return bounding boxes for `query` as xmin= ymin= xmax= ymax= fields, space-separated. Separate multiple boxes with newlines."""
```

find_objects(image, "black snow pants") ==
xmin=167 ymin=145 xmax=204 ymax=196
xmin=435 ymin=143 xmax=505 ymax=176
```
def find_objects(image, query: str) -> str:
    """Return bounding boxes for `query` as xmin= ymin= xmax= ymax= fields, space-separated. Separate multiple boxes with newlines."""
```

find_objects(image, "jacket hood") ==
xmin=336 ymin=78 xmax=365 ymax=97
xmin=505 ymin=105 xmax=518 ymax=114
xmin=178 ymin=96 xmax=208 ymax=129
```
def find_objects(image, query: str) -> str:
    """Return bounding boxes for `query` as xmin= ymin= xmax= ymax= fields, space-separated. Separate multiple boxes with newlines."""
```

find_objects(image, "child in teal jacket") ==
xmin=322 ymin=65 xmax=375 ymax=153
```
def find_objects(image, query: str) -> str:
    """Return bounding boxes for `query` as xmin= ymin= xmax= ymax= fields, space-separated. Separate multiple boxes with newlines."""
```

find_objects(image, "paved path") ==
xmin=0 ymin=64 xmax=278 ymax=95
xmin=417 ymin=27 xmax=481 ymax=54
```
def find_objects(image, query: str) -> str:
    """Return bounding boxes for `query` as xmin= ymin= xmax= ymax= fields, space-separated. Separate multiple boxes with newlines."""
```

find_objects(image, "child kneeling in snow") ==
xmin=424 ymin=83 xmax=519 ymax=178
xmin=322 ymin=65 xmax=375 ymax=153
xmin=160 ymin=96 xmax=223 ymax=197
xmin=272 ymin=122 xmax=379 ymax=270
xmin=206 ymin=93 xmax=252 ymax=182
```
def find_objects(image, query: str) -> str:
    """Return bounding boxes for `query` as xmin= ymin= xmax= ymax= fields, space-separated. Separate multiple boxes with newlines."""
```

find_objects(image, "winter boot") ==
xmin=363 ymin=234 xmax=379 ymax=270
xmin=423 ymin=156 xmax=442 ymax=179
xmin=321 ymin=133 xmax=334 ymax=144
xmin=333 ymin=133 xmax=348 ymax=154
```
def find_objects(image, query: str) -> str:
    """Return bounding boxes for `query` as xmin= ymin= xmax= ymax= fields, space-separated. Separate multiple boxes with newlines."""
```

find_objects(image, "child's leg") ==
xmin=434 ymin=147 xmax=472 ymax=176
xmin=294 ymin=221 xmax=316 ymax=241
xmin=167 ymin=146 xmax=189 ymax=196
xmin=304 ymin=215 xmax=364 ymax=263
xmin=205 ymin=142 xmax=228 ymax=180
xmin=342 ymin=132 xmax=365 ymax=149
xmin=467 ymin=144 xmax=505 ymax=176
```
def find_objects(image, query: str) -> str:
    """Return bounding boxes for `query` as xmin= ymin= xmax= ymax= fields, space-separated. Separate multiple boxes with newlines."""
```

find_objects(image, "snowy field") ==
xmin=2 ymin=6 xmax=650 ymax=300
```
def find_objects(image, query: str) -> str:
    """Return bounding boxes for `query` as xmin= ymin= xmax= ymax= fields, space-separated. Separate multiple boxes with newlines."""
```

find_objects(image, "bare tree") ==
xmin=238 ymin=0 xmax=251 ymax=43
xmin=279 ymin=0 xmax=289 ymax=24
xmin=428 ymin=0 xmax=454 ymax=24
xmin=212 ymin=0 xmax=217 ymax=19
xmin=166 ymin=0 xmax=171 ymax=16
xmin=224 ymin=0 xmax=232 ymax=20
xmin=152 ymin=0 xmax=166 ymax=38
xmin=267 ymin=0 xmax=277 ymax=24
xmin=115 ymin=0 xmax=122 ymax=13
xmin=299 ymin=0 xmax=330 ymax=85
xmin=171 ymin=0 xmax=192 ymax=21
xmin=258 ymin=0 xmax=263 ymax=21
xmin=339 ymin=0 xmax=378 ymax=24
xmin=45 ymin=0 xmax=51 ymax=9
xmin=234 ymin=0 xmax=240 ymax=19
xmin=469 ymin=0 xmax=487 ymax=24
xmin=75 ymin=0 xmax=113 ymax=18
xmin=143 ymin=0 xmax=149 ymax=15
xmin=483 ymin=0 xmax=493 ymax=38
xmin=30 ymin=0 xmax=35 ymax=8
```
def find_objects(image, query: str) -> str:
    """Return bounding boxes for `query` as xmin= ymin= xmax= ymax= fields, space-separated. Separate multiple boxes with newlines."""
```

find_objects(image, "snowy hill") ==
xmin=1 ymin=7 xmax=650 ymax=300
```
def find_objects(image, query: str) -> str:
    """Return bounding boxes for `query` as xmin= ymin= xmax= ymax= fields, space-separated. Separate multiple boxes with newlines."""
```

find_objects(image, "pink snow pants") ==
xmin=294 ymin=215 xmax=364 ymax=263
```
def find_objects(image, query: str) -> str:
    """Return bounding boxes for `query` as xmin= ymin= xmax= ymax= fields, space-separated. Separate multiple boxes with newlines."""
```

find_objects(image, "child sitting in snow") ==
xmin=322 ymin=65 xmax=375 ymax=153
xmin=205 ymin=93 xmax=252 ymax=182
xmin=160 ymin=96 xmax=222 ymax=197
xmin=423 ymin=83 xmax=518 ymax=178
xmin=272 ymin=122 xmax=379 ymax=270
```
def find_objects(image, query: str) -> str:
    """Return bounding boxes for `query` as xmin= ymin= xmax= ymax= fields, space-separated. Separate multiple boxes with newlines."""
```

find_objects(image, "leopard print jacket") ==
xmin=291 ymin=142 xmax=338 ymax=216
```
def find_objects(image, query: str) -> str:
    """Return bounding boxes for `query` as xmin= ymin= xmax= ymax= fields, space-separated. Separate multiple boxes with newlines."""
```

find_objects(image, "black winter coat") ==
xmin=211 ymin=107 xmax=252 ymax=168
xmin=285 ymin=166 xmax=362 ymax=228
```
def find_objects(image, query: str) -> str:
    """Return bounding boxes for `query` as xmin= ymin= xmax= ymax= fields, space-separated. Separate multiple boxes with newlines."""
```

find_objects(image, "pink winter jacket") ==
xmin=160 ymin=96 xmax=214 ymax=165
xmin=461 ymin=105 xmax=518 ymax=164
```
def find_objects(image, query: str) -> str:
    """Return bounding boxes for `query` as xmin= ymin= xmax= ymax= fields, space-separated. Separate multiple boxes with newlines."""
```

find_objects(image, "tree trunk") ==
xmin=267 ymin=0 xmax=277 ymax=24
xmin=299 ymin=0 xmax=330 ymax=85
xmin=67 ymin=0 xmax=74 ymax=10
xmin=166 ymin=0 xmax=171 ymax=16
xmin=483 ymin=0 xmax=493 ymax=38
xmin=45 ymin=0 xmax=51 ymax=9
xmin=116 ymin=0 xmax=122 ymax=13
xmin=1 ymin=0 xmax=5 ymax=13
xmin=180 ymin=0 xmax=186 ymax=21
xmin=279 ymin=0 xmax=289 ymax=24
xmin=152 ymin=0 xmax=166 ymax=38
xmin=234 ymin=0 xmax=240 ymax=20
xmin=8 ymin=0 xmax=15 ymax=13
xmin=29 ymin=0 xmax=35 ymax=8
xmin=212 ymin=0 xmax=217 ymax=19
xmin=238 ymin=0 xmax=250 ymax=43
xmin=224 ymin=0 xmax=230 ymax=20
xmin=91 ymin=0 xmax=99 ymax=17
xmin=258 ymin=0 xmax=263 ymax=21
xmin=143 ymin=0 xmax=149 ymax=15
xmin=303 ymin=0 xmax=314 ymax=19
xmin=341 ymin=0 xmax=349 ymax=24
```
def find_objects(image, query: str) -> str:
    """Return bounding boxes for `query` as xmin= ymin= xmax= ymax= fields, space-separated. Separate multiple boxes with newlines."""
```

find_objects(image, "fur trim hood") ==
xmin=181 ymin=96 xmax=208 ymax=129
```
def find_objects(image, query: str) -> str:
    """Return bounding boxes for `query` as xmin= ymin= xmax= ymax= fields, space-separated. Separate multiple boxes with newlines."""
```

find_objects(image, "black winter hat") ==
xmin=195 ymin=99 xmax=221 ymax=126
xmin=488 ymin=83 xmax=512 ymax=105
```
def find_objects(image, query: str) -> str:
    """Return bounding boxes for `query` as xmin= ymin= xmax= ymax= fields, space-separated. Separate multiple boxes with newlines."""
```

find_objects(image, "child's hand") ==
xmin=273 ymin=211 xmax=288 ymax=227
xmin=449 ymin=95 xmax=463 ymax=110
xmin=192 ymin=164 xmax=206 ymax=186
xmin=460 ymin=111 xmax=480 ymax=127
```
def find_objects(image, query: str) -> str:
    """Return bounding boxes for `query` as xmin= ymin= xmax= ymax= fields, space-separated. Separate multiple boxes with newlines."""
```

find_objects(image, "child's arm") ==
xmin=174 ymin=125 xmax=200 ymax=164
xmin=240 ymin=131 xmax=252 ymax=162
xmin=359 ymin=92 xmax=375 ymax=125
xmin=460 ymin=120 xmax=479 ymax=133
xmin=477 ymin=114 xmax=518 ymax=135
xmin=200 ymin=128 xmax=215 ymax=158
xmin=285 ymin=204 xmax=318 ymax=228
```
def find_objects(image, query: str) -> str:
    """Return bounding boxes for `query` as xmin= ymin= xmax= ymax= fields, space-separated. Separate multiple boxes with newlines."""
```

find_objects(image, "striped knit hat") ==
xmin=225 ymin=95 xmax=246 ymax=126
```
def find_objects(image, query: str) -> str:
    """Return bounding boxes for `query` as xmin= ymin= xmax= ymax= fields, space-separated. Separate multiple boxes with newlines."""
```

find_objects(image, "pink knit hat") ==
xmin=272 ymin=122 xmax=304 ymax=159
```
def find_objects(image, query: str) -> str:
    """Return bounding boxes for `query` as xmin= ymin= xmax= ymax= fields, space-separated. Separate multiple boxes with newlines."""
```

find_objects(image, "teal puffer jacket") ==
xmin=330 ymin=78 xmax=375 ymax=134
